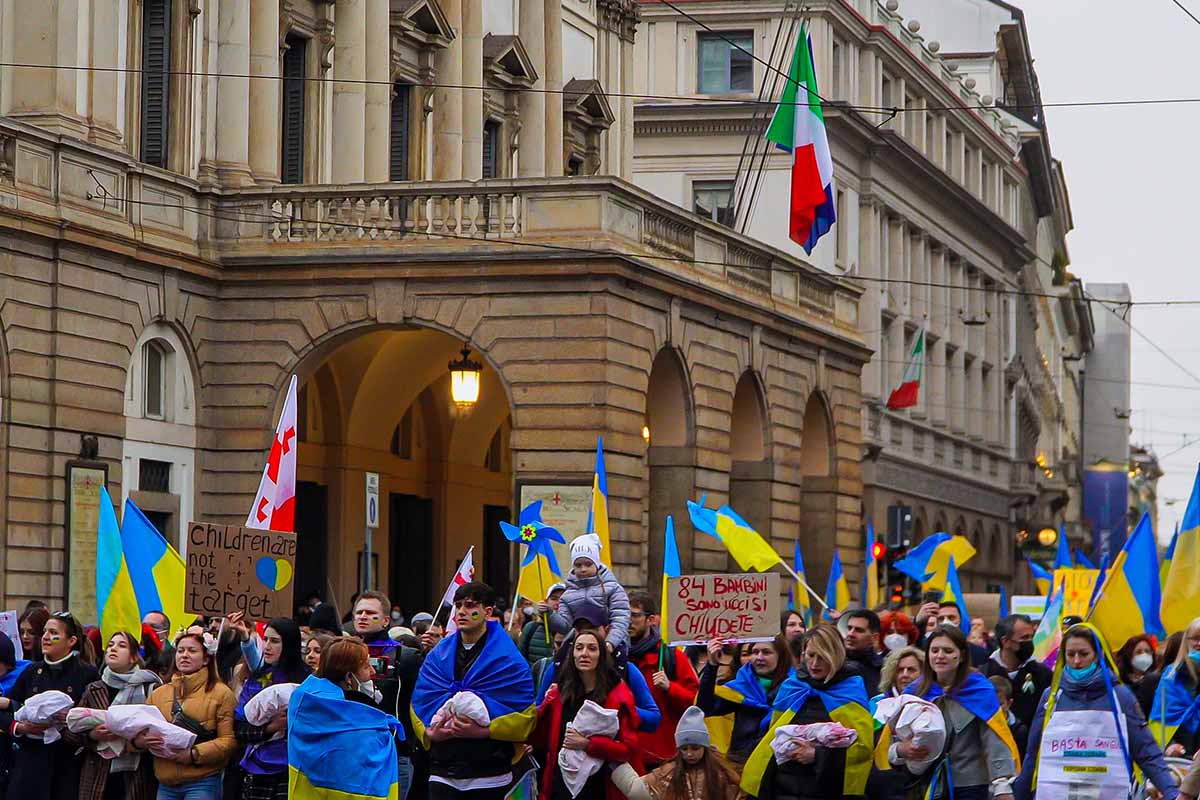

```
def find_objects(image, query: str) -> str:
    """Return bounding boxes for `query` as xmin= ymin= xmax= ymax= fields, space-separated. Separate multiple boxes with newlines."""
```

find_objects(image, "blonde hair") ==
xmin=1174 ymin=617 xmax=1200 ymax=680
xmin=879 ymin=646 xmax=924 ymax=694
xmin=802 ymin=624 xmax=846 ymax=677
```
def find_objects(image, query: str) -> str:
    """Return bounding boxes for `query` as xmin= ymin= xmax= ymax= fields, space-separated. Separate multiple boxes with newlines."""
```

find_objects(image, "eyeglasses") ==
xmin=629 ymin=612 xmax=647 ymax=620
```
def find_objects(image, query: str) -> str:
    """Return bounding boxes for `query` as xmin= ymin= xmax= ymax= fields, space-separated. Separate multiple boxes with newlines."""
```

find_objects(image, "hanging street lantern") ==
xmin=448 ymin=344 xmax=482 ymax=412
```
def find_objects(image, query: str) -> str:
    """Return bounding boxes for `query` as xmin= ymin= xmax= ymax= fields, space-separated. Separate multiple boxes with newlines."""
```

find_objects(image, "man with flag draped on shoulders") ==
xmin=410 ymin=581 xmax=536 ymax=799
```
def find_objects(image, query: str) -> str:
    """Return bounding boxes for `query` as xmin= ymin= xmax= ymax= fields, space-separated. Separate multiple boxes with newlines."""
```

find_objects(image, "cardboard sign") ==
xmin=1053 ymin=568 xmax=1099 ymax=618
xmin=185 ymin=522 xmax=297 ymax=619
xmin=1010 ymin=595 xmax=1047 ymax=619
xmin=665 ymin=572 xmax=780 ymax=646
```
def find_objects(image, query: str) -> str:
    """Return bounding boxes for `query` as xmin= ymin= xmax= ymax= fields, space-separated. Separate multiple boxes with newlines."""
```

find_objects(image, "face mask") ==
xmin=1064 ymin=662 xmax=1099 ymax=681
xmin=1015 ymin=641 xmax=1035 ymax=662
xmin=354 ymin=676 xmax=383 ymax=704
xmin=1132 ymin=653 xmax=1154 ymax=673
xmin=522 ymin=606 xmax=535 ymax=617
xmin=883 ymin=634 xmax=908 ymax=652
xmin=390 ymin=612 xmax=402 ymax=623
xmin=1189 ymin=650 xmax=1200 ymax=665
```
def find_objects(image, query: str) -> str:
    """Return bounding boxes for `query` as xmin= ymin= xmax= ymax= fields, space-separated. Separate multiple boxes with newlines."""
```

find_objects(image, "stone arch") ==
xmin=799 ymin=390 xmax=838 ymax=587
xmin=933 ymin=511 xmax=949 ymax=535
xmin=799 ymin=390 xmax=834 ymax=478
xmin=952 ymin=515 xmax=967 ymax=536
xmin=729 ymin=371 xmax=771 ymax=562
xmin=646 ymin=346 xmax=697 ymax=597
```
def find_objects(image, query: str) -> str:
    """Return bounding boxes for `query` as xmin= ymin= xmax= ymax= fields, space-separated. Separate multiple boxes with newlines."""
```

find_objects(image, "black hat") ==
xmin=308 ymin=602 xmax=342 ymax=637
xmin=0 ymin=634 xmax=16 ymax=668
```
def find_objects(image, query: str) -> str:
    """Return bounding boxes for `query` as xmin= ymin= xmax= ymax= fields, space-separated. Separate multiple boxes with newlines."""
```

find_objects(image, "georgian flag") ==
xmin=439 ymin=546 xmax=475 ymax=633
xmin=246 ymin=375 xmax=298 ymax=532
xmin=887 ymin=328 xmax=925 ymax=410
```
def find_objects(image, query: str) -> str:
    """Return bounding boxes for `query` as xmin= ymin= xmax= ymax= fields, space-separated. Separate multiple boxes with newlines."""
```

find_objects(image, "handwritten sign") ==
xmin=665 ymin=572 xmax=780 ymax=646
xmin=1053 ymin=568 xmax=1099 ymax=618
xmin=185 ymin=522 xmax=297 ymax=619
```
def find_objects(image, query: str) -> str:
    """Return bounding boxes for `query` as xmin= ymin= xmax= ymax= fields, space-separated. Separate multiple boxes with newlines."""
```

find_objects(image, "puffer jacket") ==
xmin=553 ymin=565 xmax=631 ymax=649
xmin=145 ymin=669 xmax=237 ymax=786
xmin=1012 ymin=667 xmax=1179 ymax=800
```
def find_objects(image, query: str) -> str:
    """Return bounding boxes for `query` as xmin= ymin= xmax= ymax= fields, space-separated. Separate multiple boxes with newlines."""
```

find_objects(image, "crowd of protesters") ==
xmin=1 ymin=538 xmax=1200 ymax=800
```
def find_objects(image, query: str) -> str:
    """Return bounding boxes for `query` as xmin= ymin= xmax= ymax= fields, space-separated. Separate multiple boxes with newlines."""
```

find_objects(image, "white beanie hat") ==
xmin=675 ymin=706 xmax=710 ymax=748
xmin=570 ymin=533 xmax=602 ymax=568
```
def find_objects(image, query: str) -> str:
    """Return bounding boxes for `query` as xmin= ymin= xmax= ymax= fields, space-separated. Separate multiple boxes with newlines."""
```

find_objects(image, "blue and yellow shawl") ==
xmin=1149 ymin=662 xmax=1200 ymax=749
xmin=410 ymin=621 xmax=536 ymax=746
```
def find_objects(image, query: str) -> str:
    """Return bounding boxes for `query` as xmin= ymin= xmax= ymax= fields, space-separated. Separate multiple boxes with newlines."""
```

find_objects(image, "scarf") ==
xmin=629 ymin=627 xmax=661 ymax=660
xmin=101 ymin=666 xmax=161 ymax=773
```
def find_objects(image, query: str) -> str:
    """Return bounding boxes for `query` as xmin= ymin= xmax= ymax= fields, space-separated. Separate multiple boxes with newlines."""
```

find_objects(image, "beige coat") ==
xmin=144 ymin=669 xmax=236 ymax=786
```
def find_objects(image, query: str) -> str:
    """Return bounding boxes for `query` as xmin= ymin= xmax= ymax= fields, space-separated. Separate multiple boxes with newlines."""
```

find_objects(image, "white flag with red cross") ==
xmin=440 ymin=546 xmax=476 ymax=634
xmin=246 ymin=375 xmax=298 ymax=532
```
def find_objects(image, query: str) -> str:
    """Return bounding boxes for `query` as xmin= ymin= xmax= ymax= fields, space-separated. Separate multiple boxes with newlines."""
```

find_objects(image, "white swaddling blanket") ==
xmin=430 ymin=691 xmax=491 ymax=729
xmin=874 ymin=695 xmax=946 ymax=773
xmin=557 ymin=700 xmax=619 ymax=798
xmin=244 ymin=683 xmax=299 ymax=740
xmin=15 ymin=690 xmax=74 ymax=743
xmin=106 ymin=704 xmax=197 ymax=754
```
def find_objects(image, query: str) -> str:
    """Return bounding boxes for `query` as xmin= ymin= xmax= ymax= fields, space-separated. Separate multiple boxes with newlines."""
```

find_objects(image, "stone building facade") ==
xmin=0 ymin=0 xmax=868 ymax=615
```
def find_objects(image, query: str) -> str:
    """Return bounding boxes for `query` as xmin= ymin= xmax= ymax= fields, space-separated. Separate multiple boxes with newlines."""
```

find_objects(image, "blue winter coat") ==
xmin=1012 ymin=668 xmax=1179 ymax=800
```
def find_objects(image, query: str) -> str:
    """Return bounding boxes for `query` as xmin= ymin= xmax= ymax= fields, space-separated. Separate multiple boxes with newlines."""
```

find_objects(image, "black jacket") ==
xmin=845 ymin=648 xmax=883 ymax=697
xmin=982 ymin=655 xmax=1053 ymax=749
xmin=4 ymin=654 xmax=99 ymax=800
xmin=759 ymin=666 xmax=864 ymax=800
xmin=696 ymin=662 xmax=784 ymax=762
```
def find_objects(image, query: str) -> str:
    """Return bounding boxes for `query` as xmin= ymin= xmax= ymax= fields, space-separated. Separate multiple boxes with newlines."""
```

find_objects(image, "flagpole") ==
xmin=780 ymin=561 xmax=829 ymax=611
xmin=537 ymin=555 xmax=550 ymax=644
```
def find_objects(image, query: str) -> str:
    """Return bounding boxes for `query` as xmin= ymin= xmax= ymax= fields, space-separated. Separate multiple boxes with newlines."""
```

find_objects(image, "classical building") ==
xmin=0 ymin=0 xmax=869 ymax=617
xmin=632 ymin=0 xmax=1093 ymax=593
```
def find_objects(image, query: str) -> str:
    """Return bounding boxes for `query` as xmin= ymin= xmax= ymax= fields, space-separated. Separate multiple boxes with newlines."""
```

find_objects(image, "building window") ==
xmin=482 ymin=120 xmax=501 ymax=179
xmin=144 ymin=341 xmax=166 ymax=419
xmin=281 ymin=35 xmax=307 ymax=185
xmin=390 ymin=82 xmax=411 ymax=181
xmin=484 ymin=426 xmax=503 ymax=472
xmin=831 ymin=40 xmax=844 ymax=99
xmin=697 ymin=32 xmax=754 ymax=94
xmin=140 ymin=0 xmax=172 ymax=167
xmin=139 ymin=458 xmax=172 ymax=493
xmin=567 ymin=157 xmax=584 ymax=176
xmin=693 ymin=180 xmax=735 ymax=226
xmin=835 ymin=189 xmax=847 ymax=266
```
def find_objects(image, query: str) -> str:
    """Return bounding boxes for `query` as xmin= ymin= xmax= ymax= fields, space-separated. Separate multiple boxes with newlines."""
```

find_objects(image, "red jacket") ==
xmin=630 ymin=645 xmax=699 ymax=764
xmin=532 ymin=681 xmax=643 ymax=800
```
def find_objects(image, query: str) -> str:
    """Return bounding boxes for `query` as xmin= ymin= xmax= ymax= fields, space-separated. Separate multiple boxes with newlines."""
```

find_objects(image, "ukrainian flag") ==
xmin=707 ymin=661 xmax=776 ymax=754
xmin=1161 ymin=522 xmax=1179 ymax=589
xmin=96 ymin=487 xmax=141 ymax=643
xmin=686 ymin=498 xmax=781 ymax=573
xmin=941 ymin=557 xmax=969 ymax=632
xmin=121 ymin=499 xmax=193 ymax=634
xmin=585 ymin=438 xmax=612 ymax=558
xmin=863 ymin=520 xmax=880 ymax=609
xmin=1053 ymin=524 xmax=1073 ymax=570
xmin=892 ymin=532 xmax=976 ymax=591
xmin=1162 ymin=466 xmax=1200 ymax=634
xmin=661 ymin=515 xmax=681 ymax=625
xmin=741 ymin=671 xmax=873 ymax=797
xmin=823 ymin=549 xmax=850 ymax=619
xmin=1027 ymin=557 xmax=1053 ymax=595
xmin=1090 ymin=511 xmax=1164 ymax=647
xmin=1149 ymin=663 xmax=1200 ymax=749
xmin=792 ymin=539 xmax=811 ymax=626
xmin=289 ymin=674 xmax=402 ymax=799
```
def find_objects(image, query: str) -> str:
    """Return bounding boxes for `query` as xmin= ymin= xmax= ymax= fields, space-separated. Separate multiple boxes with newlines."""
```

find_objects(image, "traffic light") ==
xmin=886 ymin=505 xmax=913 ymax=549
xmin=871 ymin=540 xmax=887 ymax=562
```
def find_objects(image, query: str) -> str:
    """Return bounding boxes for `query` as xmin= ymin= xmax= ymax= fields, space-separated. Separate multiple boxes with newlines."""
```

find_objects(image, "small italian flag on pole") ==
xmin=887 ymin=328 xmax=925 ymax=410
xmin=766 ymin=26 xmax=835 ymax=254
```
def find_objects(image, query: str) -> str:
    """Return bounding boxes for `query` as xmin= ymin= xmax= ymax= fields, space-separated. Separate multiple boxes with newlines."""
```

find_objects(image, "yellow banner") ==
xmin=1053 ymin=568 xmax=1099 ymax=617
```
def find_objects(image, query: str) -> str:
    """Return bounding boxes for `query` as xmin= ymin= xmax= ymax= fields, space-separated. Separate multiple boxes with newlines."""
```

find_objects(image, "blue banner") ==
xmin=1083 ymin=464 xmax=1128 ymax=564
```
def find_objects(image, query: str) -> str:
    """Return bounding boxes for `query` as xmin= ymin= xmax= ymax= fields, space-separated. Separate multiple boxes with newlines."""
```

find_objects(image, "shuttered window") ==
xmin=281 ymin=36 xmax=307 ymax=184
xmin=140 ymin=0 xmax=172 ymax=167
xmin=482 ymin=120 xmax=500 ymax=179
xmin=389 ymin=83 xmax=411 ymax=181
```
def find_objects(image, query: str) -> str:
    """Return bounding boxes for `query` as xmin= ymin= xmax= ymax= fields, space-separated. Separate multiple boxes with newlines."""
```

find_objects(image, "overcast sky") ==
xmin=1019 ymin=1 xmax=1200 ymax=541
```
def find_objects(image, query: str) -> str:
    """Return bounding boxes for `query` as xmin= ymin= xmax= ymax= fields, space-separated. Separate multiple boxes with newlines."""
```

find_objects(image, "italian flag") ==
xmin=766 ymin=28 xmax=835 ymax=254
xmin=887 ymin=328 xmax=925 ymax=410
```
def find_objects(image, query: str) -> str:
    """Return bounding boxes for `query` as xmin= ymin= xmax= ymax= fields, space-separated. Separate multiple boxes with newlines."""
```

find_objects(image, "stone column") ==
xmin=517 ymin=0 xmax=546 ymax=177
xmin=7 ymin=0 xmax=86 ymax=136
xmin=364 ymin=0 xmax=391 ymax=182
xmin=461 ymin=0 xmax=483 ymax=180
xmin=543 ymin=0 xmax=563 ymax=176
xmin=88 ymin=0 xmax=123 ymax=146
xmin=332 ymin=0 xmax=367 ymax=183
xmin=432 ymin=0 xmax=463 ymax=180
xmin=216 ymin=0 xmax=252 ymax=184
xmin=248 ymin=0 xmax=280 ymax=184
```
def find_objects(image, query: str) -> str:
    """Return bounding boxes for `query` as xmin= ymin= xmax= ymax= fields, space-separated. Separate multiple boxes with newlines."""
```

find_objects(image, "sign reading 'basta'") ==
xmin=185 ymin=521 xmax=297 ymax=619
xmin=665 ymin=572 xmax=780 ymax=646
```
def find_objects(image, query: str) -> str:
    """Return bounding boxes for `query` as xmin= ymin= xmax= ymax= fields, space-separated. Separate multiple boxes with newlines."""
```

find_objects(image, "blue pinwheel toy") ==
xmin=500 ymin=500 xmax=566 ymax=578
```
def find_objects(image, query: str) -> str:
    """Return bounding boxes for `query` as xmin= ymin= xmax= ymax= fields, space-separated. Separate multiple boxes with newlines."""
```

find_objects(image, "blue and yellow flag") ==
xmin=289 ymin=674 xmax=402 ymax=800
xmin=894 ymin=671 xmax=1020 ymax=774
xmin=1089 ymin=511 xmax=1164 ymax=646
xmin=823 ymin=549 xmax=850 ymax=619
xmin=741 ymin=671 xmax=872 ymax=797
xmin=585 ymin=438 xmax=612 ymax=558
xmin=863 ymin=520 xmax=880 ymax=609
xmin=1053 ymin=524 xmax=1073 ymax=570
xmin=1149 ymin=662 xmax=1200 ymax=749
xmin=999 ymin=584 xmax=1009 ymax=618
xmin=1162 ymin=466 xmax=1200 ymax=635
xmin=792 ymin=539 xmax=811 ymax=626
xmin=661 ymin=515 xmax=681 ymax=626
xmin=1027 ymin=557 xmax=1053 ymax=595
xmin=687 ymin=498 xmax=781 ymax=573
xmin=893 ymin=532 xmax=976 ymax=591
xmin=96 ymin=487 xmax=141 ymax=643
xmin=941 ymin=557 xmax=969 ymax=632
xmin=121 ymin=498 xmax=193 ymax=634
xmin=1161 ymin=522 xmax=1179 ymax=589
xmin=707 ymin=661 xmax=776 ymax=754
xmin=410 ymin=620 xmax=536 ymax=747
xmin=1074 ymin=549 xmax=1097 ymax=570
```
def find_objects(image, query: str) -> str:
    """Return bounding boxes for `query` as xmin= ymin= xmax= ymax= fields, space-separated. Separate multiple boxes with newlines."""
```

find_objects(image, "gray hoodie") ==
xmin=552 ymin=564 xmax=631 ymax=649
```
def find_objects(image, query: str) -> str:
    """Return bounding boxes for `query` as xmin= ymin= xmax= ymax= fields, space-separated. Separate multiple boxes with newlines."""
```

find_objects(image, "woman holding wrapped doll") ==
xmin=532 ymin=628 xmax=641 ymax=800
xmin=75 ymin=630 xmax=162 ymax=800
xmin=740 ymin=625 xmax=873 ymax=800
xmin=139 ymin=626 xmax=236 ymax=800
xmin=4 ymin=610 xmax=100 ymax=800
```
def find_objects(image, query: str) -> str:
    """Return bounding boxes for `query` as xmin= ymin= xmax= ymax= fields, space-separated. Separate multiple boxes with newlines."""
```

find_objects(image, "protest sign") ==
xmin=1010 ymin=595 xmax=1047 ymax=619
xmin=1053 ymin=568 xmax=1099 ymax=618
xmin=963 ymin=593 xmax=1002 ymax=629
xmin=664 ymin=572 xmax=780 ymax=646
xmin=185 ymin=521 xmax=297 ymax=619
xmin=0 ymin=611 xmax=21 ymax=661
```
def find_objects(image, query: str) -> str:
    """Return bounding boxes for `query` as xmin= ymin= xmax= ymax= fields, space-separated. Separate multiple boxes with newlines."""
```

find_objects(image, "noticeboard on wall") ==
xmin=65 ymin=461 xmax=109 ymax=626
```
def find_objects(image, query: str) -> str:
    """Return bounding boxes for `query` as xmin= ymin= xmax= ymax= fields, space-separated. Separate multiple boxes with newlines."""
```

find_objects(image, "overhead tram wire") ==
xmin=1089 ymin=297 xmax=1200 ymax=387
xmin=1170 ymin=0 xmax=1200 ymax=26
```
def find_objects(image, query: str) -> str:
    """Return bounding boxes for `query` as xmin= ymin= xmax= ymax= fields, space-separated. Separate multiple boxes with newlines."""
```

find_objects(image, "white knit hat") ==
xmin=570 ymin=533 xmax=602 ymax=568
xmin=675 ymin=706 xmax=710 ymax=748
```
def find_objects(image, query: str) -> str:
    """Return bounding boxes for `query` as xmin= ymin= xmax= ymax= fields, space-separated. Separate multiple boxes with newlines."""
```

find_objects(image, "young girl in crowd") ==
xmin=553 ymin=534 xmax=632 ymax=657
xmin=76 ymin=630 xmax=162 ymax=800
xmin=5 ymin=611 xmax=99 ymax=800
xmin=140 ymin=626 xmax=236 ymax=800
xmin=534 ymin=628 xmax=641 ymax=799
xmin=233 ymin=617 xmax=310 ymax=800
xmin=635 ymin=706 xmax=743 ymax=800
xmin=18 ymin=606 xmax=49 ymax=663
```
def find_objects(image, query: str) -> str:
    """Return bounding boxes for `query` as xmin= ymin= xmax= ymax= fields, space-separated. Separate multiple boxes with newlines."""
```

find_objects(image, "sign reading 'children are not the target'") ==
xmin=665 ymin=572 xmax=781 ymax=646
xmin=185 ymin=521 xmax=297 ymax=619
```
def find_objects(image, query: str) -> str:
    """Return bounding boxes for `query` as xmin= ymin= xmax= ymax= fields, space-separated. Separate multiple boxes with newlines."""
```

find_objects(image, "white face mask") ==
xmin=884 ymin=633 xmax=909 ymax=653
xmin=353 ymin=675 xmax=383 ymax=704
xmin=1132 ymin=653 xmax=1154 ymax=673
